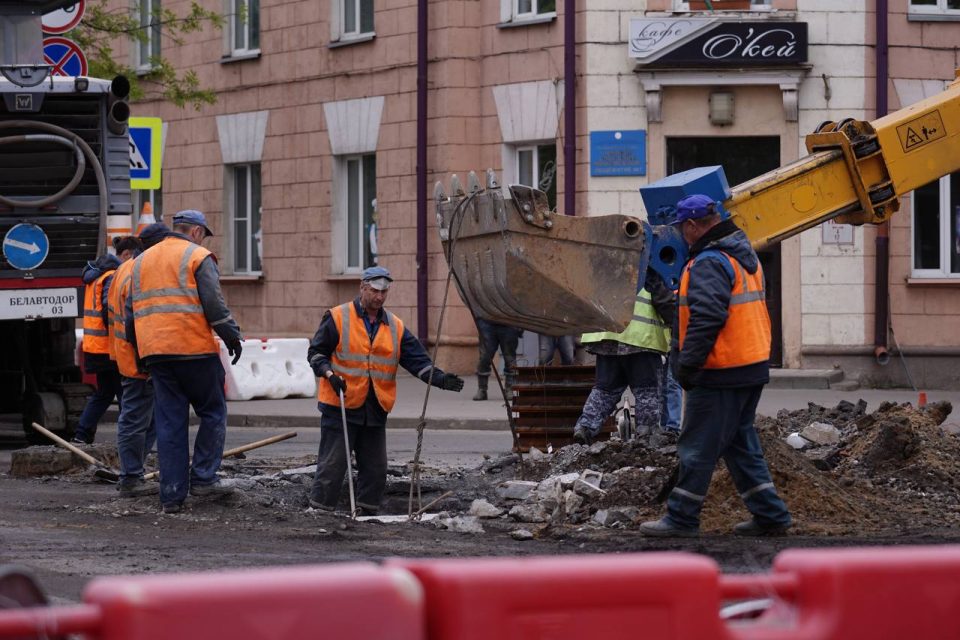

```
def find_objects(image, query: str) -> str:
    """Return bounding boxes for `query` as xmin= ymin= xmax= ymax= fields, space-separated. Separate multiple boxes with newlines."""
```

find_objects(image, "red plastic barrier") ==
xmin=724 ymin=545 xmax=960 ymax=640
xmin=0 ymin=563 xmax=424 ymax=640
xmin=391 ymin=553 xmax=728 ymax=640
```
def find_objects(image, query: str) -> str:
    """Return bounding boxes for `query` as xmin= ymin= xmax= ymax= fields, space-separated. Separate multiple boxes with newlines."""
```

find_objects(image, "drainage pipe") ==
xmin=416 ymin=0 xmax=428 ymax=342
xmin=874 ymin=0 xmax=890 ymax=365
xmin=563 ymin=0 xmax=576 ymax=216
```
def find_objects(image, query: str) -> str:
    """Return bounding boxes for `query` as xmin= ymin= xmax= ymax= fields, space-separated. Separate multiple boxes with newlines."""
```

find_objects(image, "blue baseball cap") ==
xmin=362 ymin=266 xmax=393 ymax=291
xmin=172 ymin=209 xmax=213 ymax=237
xmin=138 ymin=222 xmax=170 ymax=248
xmin=669 ymin=194 xmax=719 ymax=225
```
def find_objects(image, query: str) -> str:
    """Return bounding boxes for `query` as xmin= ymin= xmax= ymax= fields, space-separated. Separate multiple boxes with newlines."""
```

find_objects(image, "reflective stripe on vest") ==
xmin=82 ymin=270 xmax=115 ymax=354
xmin=678 ymin=250 xmax=771 ymax=369
xmin=107 ymin=258 xmax=146 ymax=379
xmin=580 ymin=288 xmax=670 ymax=353
xmin=130 ymin=237 xmax=217 ymax=358
xmin=317 ymin=303 xmax=403 ymax=412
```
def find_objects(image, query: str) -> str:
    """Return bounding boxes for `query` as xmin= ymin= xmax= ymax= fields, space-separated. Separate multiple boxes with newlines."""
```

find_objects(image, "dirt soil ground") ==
xmin=3 ymin=400 xmax=960 ymax=603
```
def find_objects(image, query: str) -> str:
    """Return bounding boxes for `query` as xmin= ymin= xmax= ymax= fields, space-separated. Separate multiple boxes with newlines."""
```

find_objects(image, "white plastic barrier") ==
xmin=219 ymin=338 xmax=317 ymax=401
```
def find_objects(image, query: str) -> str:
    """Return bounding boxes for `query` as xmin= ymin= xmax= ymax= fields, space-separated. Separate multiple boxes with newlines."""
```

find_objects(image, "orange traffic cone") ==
xmin=919 ymin=391 xmax=928 ymax=408
xmin=136 ymin=202 xmax=157 ymax=235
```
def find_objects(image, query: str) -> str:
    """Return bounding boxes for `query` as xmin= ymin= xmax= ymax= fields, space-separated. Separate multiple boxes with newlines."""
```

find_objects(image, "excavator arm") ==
xmin=435 ymin=71 xmax=960 ymax=335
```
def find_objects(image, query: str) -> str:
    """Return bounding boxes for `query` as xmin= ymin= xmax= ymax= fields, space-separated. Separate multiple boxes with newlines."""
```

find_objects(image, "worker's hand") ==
xmin=227 ymin=340 xmax=243 ymax=365
xmin=676 ymin=365 xmax=698 ymax=391
xmin=327 ymin=373 xmax=347 ymax=396
xmin=440 ymin=373 xmax=464 ymax=392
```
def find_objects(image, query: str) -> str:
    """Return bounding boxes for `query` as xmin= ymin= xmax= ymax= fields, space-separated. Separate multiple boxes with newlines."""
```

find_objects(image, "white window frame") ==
xmin=229 ymin=0 xmax=260 ymax=56
xmin=339 ymin=0 xmax=374 ymax=39
xmin=911 ymin=173 xmax=960 ymax=279
xmin=908 ymin=0 xmax=960 ymax=16
xmin=510 ymin=141 xmax=557 ymax=210
xmin=513 ymin=0 xmax=556 ymax=20
xmin=335 ymin=153 xmax=377 ymax=274
xmin=226 ymin=163 xmax=262 ymax=275
xmin=135 ymin=0 xmax=161 ymax=71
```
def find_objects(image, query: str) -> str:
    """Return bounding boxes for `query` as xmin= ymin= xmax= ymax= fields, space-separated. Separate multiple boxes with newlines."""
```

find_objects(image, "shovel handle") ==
xmin=30 ymin=422 xmax=104 ymax=468
xmin=223 ymin=431 xmax=297 ymax=458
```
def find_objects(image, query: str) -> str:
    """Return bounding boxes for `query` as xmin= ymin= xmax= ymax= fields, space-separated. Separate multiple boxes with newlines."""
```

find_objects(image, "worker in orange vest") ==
xmin=307 ymin=266 xmax=465 ymax=516
xmin=129 ymin=210 xmax=243 ymax=515
xmin=641 ymin=194 xmax=791 ymax=538
xmin=72 ymin=236 xmax=140 ymax=444
xmin=108 ymin=223 xmax=170 ymax=498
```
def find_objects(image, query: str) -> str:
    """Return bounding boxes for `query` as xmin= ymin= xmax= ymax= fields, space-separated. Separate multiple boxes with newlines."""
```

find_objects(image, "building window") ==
xmin=341 ymin=0 xmax=374 ymax=38
xmin=909 ymin=0 xmax=960 ymax=15
xmin=230 ymin=164 xmax=262 ymax=274
xmin=339 ymin=154 xmax=377 ymax=272
xmin=516 ymin=143 xmax=557 ymax=211
xmin=136 ymin=0 xmax=161 ymax=70
xmin=515 ymin=0 xmax=556 ymax=19
xmin=230 ymin=0 xmax=259 ymax=55
xmin=912 ymin=172 xmax=960 ymax=278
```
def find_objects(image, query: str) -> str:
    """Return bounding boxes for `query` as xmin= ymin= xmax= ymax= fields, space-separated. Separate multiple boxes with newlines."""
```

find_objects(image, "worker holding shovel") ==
xmin=307 ymin=266 xmax=464 ymax=517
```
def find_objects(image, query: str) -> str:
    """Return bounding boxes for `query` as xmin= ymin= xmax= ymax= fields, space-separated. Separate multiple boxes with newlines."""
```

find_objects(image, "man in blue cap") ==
xmin=307 ymin=265 xmax=465 ymax=515
xmin=128 ymin=209 xmax=244 ymax=514
xmin=640 ymin=194 xmax=791 ymax=537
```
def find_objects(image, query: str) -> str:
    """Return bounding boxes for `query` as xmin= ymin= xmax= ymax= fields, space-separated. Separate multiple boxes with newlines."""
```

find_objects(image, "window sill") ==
xmin=327 ymin=273 xmax=363 ymax=282
xmin=906 ymin=277 xmax=960 ymax=286
xmin=134 ymin=66 xmax=156 ymax=77
xmin=221 ymin=50 xmax=261 ymax=64
xmin=498 ymin=13 xmax=557 ymax=29
xmin=907 ymin=12 xmax=960 ymax=21
xmin=221 ymin=273 xmax=264 ymax=283
xmin=329 ymin=33 xmax=375 ymax=48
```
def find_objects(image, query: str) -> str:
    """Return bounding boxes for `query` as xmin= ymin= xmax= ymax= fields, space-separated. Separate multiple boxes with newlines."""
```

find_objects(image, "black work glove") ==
xmin=327 ymin=373 xmax=347 ymax=396
xmin=440 ymin=373 xmax=464 ymax=392
xmin=676 ymin=364 xmax=698 ymax=391
xmin=227 ymin=340 xmax=243 ymax=365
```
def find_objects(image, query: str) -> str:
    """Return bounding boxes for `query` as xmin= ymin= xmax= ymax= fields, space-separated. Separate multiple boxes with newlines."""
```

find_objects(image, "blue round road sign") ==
xmin=3 ymin=224 xmax=50 ymax=270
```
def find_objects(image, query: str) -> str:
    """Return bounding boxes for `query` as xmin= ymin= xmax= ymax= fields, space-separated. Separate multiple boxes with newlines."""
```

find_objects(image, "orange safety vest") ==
xmin=317 ymin=302 xmax=403 ymax=412
xmin=107 ymin=258 xmax=146 ymax=379
xmin=130 ymin=237 xmax=218 ymax=358
xmin=82 ymin=270 xmax=115 ymax=355
xmin=678 ymin=250 xmax=771 ymax=369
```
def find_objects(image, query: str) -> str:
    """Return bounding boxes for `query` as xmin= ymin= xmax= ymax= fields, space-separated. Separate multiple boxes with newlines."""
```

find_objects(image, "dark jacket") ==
xmin=672 ymin=219 xmax=769 ymax=389
xmin=81 ymin=254 xmax=121 ymax=372
xmin=307 ymin=297 xmax=452 ymax=427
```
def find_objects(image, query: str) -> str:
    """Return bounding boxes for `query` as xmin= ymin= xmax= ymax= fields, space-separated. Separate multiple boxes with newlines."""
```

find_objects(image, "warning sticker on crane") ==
xmin=896 ymin=111 xmax=946 ymax=153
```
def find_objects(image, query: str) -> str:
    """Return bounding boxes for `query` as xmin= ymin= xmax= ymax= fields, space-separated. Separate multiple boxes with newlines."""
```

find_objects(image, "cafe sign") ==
xmin=629 ymin=19 xmax=807 ymax=66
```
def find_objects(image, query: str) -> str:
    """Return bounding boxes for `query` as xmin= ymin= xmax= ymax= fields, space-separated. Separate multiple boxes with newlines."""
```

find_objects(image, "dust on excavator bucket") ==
xmin=434 ymin=170 xmax=645 ymax=336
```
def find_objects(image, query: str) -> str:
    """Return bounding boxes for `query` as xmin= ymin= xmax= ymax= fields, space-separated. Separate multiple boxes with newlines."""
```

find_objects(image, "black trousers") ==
xmin=310 ymin=413 xmax=387 ymax=512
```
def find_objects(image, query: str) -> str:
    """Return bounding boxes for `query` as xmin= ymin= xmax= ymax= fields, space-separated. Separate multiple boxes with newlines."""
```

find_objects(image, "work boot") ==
xmin=733 ymin=518 xmax=792 ymax=537
xmin=307 ymin=498 xmax=335 ymax=512
xmin=504 ymin=374 xmax=517 ymax=400
xmin=118 ymin=479 xmax=159 ymax=498
xmin=473 ymin=375 xmax=488 ymax=401
xmin=639 ymin=518 xmax=699 ymax=538
xmin=189 ymin=480 xmax=236 ymax=497
xmin=162 ymin=502 xmax=183 ymax=514
xmin=572 ymin=426 xmax=593 ymax=446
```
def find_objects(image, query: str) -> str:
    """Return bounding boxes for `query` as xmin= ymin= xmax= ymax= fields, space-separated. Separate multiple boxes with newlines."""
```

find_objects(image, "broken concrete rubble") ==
xmin=468 ymin=499 xmax=504 ymax=518
xmin=496 ymin=480 xmax=538 ymax=501
xmin=801 ymin=422 xmax=841 ymax=445
xmin=593 ymin=507 xmax=640 ymax=527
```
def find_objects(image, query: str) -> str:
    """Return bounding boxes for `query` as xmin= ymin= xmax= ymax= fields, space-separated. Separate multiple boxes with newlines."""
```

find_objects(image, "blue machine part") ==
xmin=638 ymin=166 xmax=733 ymax=291
xmin=639 ymin=166 xmax=731 ymax=225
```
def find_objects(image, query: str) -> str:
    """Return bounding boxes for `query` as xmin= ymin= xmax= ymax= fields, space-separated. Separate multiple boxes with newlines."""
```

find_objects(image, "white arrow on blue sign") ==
xmin=3 ymin=223 xmax=50 ymax=270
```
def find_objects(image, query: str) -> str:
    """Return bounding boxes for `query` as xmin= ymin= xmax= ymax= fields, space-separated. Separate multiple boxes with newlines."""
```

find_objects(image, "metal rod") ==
xmin=339 ymin=389 xmax=357 ymax=518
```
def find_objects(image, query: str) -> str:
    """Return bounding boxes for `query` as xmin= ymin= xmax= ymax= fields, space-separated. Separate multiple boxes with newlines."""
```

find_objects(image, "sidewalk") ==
xmin=217 ymin=374 xmax=959 ymax=431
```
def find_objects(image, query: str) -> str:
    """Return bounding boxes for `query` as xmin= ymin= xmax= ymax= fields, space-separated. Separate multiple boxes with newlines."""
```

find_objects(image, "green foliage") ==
xmin=70 ymin=1 xmax=223 ymax=110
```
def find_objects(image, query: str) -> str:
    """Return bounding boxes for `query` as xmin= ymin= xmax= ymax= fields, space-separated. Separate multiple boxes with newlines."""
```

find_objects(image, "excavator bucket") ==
xmin=435 ymin=170 xmax=646 ymax=336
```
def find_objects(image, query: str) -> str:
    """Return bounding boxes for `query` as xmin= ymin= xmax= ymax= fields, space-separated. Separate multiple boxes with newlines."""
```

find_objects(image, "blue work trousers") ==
xmin=74 ymin=368 xmax=123 ymax=443
xmin=666 ymin=385 xmax=791 ymax=531
xmin=150 ymin=357 xmax=227 ymax=507
xmin=116 ymin=376 xmax=157 ymax=485
xmin=538 ymin=334 xmax=576 ymax=365
xmin=660 ymin=355 xmax=682 ymax=431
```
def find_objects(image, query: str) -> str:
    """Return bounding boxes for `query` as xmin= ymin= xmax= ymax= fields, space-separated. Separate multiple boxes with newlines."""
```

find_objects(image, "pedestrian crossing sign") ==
xmin=129 ymin=117 xmax=162 ymax=190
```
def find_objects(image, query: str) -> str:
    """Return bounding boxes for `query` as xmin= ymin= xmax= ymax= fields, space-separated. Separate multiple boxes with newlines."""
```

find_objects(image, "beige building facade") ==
xmin=127 ymin=0 xmax=959 ymax=387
